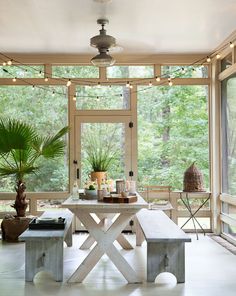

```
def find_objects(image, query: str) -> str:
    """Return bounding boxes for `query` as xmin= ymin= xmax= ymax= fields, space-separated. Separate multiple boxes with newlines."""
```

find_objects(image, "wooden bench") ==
xmin=19 ymin=209 xmax=73 ymax=282
xmin=136 ymin=208 xmax=191 ymax=283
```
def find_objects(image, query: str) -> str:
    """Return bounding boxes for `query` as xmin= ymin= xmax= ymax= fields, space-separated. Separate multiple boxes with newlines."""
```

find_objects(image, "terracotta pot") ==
xmin=90 ymin=171 xmax=107 ymax=189
xmin=1 ymin=215 xmax=31 ymax=242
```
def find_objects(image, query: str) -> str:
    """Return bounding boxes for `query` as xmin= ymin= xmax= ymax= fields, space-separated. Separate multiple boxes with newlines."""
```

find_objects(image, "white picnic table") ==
xmin=61 ymin=193 xmax=148 ymax=283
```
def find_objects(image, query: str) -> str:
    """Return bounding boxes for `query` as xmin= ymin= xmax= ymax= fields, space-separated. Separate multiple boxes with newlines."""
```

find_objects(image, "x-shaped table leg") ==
xmin=80 ymin=213 xmax=133 ymax=250
xmin=69 ymin=209 xmax=140 ymax=283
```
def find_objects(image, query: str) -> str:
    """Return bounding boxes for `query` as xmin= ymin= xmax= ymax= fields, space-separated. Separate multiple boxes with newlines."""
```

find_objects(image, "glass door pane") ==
xmin=75 ymin=116 xmax=131 ymax=188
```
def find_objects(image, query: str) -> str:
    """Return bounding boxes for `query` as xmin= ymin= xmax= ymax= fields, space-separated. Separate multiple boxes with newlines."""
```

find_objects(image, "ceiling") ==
xmin=1 ymin=0 xmax=236 ymax=55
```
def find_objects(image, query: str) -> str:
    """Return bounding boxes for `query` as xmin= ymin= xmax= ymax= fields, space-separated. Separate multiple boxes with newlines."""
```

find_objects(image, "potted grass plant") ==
xmin=0 ymin=118 xmax=69 ymax=241
xmin=84 ymin=133 xmax=118 ymax=189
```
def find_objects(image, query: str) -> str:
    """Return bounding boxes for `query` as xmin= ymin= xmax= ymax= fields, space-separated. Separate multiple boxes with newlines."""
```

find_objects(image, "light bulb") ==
xmin=206 ymin=56 xmax=211 ymax=63
xmin=12 ymin=77 xmax=16 ymax=82
xmin=230 ymin=42 xmax=234 ymax=48
xmin=168 ymin=80 xmax=173 ymax=86
xmin=155 ymin=76 xmax=161 ymax=82
xmin=32 ymin=85 xmax=35 ymax=90
xmin=2 ymin=62 xmax=6 ymax=66
xmin=129 ymin=84 xmax=133 ymax=89
xmin=149 ymin=81 xmax=153 ymax=86
xmin=216 ymin=54 xmax=221 ymax=59
xmin=73 ymin=95 xmax=76 ymax=101
xmin=7 ymin=60 xmax=12 ymax=65
xmin=44 ymin=77 xmax=49 ymax=82
xmin=66 ymin=79 xmax=72 ymax=87
xmin=126 ymin=81 xmax=130 ymax=87
xmin=97 ymin=82 xmax=101 ymax=88
xmin=52 ymin=91 xmax=55 ymax=96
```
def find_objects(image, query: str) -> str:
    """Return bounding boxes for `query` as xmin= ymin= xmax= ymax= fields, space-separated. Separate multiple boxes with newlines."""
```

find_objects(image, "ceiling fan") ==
xmin=90 ymin=18 xmax=117 ymax=67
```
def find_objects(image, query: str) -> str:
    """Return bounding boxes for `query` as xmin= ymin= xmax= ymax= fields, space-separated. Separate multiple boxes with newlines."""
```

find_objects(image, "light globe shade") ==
xmin=91 ymin=51 xmax=115 ymax=67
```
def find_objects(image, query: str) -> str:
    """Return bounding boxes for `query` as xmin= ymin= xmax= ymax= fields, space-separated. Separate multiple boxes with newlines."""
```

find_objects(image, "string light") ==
xmin=0 ymin=37 xmax=235 ymax=97
xmin=66 ymin=79 xmax=72 ymax=87
xmin=206 ymin=56 xmax=211 ymax=63
xmin=168 ymin=78 xmax=173 ymax=86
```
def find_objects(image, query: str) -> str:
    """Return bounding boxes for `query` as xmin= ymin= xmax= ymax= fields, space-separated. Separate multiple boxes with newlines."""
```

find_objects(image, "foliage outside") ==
xmin=0 ymin=66 xmax=209 ymax=196
xmin=137 ymin=84 xmax=209 ymax=191
xmin=222 ymin=76 xmax=236 ymax=195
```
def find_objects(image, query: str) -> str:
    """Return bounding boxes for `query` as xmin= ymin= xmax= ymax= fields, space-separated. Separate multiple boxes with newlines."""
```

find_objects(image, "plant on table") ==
xmin=83 ymin=130 xmax=118 ymax=188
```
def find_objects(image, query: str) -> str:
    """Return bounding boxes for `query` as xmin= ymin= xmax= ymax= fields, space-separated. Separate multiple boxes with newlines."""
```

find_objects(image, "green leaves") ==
xmin=84 ymin=128 xmax=118 ymax=172
xmin=37 ymin=126 xmax=69 ymax=158
xmin=0 ymin=118 xmax=37 ymax=153
xmin=0 ymin=118 xmax=69 ymax=181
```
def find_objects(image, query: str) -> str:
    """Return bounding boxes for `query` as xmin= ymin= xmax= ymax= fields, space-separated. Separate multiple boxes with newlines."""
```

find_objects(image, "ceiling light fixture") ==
xmin=90 ymin=19 xmax=116 ymax=67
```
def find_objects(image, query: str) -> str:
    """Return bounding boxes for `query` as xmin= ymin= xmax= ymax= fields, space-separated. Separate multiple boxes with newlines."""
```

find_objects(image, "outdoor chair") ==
xmin=144 ymin=185 xmax=173 ymax=218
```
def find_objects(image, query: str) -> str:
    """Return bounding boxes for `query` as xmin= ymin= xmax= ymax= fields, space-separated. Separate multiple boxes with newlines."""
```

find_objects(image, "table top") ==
xmin=61 ymin=192 xmax=148 ymax=212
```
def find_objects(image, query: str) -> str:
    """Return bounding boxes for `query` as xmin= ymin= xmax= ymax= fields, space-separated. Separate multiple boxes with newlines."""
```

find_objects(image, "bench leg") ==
xmin=65 ymin=222 xmax=73 ymax=247
xmin=25 ymin=239 xmax=64 ymax=282
xmin=135 ymin=217 xmax=145 ymax=246
xmin=147 ymin=242 xmax=185 ymax=283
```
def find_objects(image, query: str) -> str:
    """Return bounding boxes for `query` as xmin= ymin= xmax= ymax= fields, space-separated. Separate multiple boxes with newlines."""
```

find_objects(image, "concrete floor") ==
xmin=0 ymin=233 xmax=236 ymax=296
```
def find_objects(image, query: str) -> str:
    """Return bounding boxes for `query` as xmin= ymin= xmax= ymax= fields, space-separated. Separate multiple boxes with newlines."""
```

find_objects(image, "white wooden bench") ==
xmin=19 ymin=209 xmax=73 ymax=282
xmin=136 ymin=208 xmax=191 ymax=283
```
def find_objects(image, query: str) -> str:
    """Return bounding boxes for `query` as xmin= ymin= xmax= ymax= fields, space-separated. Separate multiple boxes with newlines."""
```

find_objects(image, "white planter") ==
xmin=84 ymin=189 xmax=97 ymax=200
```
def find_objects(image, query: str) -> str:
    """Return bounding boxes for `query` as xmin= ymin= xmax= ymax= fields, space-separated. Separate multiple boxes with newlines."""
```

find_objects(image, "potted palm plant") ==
xmin=0 ymin=118 xmax=69 ymax=241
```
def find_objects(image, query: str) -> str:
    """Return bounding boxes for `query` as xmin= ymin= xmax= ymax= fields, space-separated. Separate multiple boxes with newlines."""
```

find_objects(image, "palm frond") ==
xmin=40 ymin=126 xmax=69 ymax=158
xmin=0 ymin=163 xmax=38 ymax=179
xmin=0 ymin=118 xmax=37 ymax=153
xmin=0 ymin=118 xmax=69 ymax=180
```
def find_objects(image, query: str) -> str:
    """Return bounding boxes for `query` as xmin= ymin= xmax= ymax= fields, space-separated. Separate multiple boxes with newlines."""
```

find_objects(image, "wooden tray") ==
xmin=103 ymin=195 xmax=137 ymax=203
